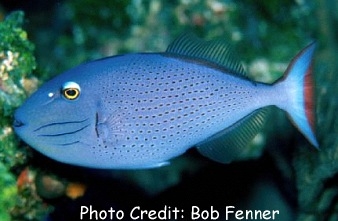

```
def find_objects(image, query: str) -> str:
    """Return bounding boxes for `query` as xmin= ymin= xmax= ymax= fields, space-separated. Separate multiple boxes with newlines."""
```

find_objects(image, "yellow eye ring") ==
xmin=61 ymin=81 xmax=81 ymax=100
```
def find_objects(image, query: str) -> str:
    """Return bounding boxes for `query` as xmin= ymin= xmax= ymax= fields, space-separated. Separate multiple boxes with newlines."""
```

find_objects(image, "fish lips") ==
xmin=12 ymin=110 xmax=29 ymax=139
xmin=13 ymin=118 xmax=25 ymax=128
xmin=13 ymin=111 xmax=44 ymax=150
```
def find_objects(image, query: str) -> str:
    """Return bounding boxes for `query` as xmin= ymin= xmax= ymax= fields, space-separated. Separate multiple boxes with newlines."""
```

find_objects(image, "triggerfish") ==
xmin=13 ymin=33 xmax=318 ymax=169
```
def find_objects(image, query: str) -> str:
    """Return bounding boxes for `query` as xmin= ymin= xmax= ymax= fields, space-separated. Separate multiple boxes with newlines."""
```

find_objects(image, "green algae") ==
xmin=0 ymin=11 xmax=45 ymax=221
xmin=0 ymin=10 xmax=36 ymax=164
xmin=0 ymin=163 xmax=16 ymax=221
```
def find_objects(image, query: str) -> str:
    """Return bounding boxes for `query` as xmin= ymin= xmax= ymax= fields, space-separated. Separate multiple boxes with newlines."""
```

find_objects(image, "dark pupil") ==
xmin=66 ymin=89 xmax=76 ymax=96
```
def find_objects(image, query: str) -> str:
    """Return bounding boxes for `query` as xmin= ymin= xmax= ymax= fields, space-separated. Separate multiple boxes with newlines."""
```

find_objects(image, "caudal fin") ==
xmin=276 ymin=42 xmax=319 ymax=148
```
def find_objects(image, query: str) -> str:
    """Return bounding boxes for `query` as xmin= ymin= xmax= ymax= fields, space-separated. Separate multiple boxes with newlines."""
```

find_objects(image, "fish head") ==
xmin=13 ymin=65 xmax=102 ymax=166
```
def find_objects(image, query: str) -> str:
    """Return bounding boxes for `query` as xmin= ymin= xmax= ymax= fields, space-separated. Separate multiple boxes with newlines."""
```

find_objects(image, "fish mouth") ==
xmin=13 ymin=118 xmax=25 ymax=128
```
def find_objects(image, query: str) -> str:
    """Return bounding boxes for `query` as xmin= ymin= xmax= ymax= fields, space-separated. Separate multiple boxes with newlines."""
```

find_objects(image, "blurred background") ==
xmin=0 ymin=0 xmax=337 ymax=220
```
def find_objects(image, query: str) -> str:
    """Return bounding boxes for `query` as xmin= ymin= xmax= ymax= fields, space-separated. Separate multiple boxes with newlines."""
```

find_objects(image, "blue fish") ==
xmin=13 ymin=33 xmax=318 ymax=169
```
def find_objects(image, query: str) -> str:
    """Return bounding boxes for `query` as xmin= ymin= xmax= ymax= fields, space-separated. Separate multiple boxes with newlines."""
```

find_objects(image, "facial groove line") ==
xmin=57 ymin=141 xmax=80 ymax=146
xmin=38 ymin=124 xmax=90 ymax=137
xmin=34 ymin=119 xmax=89 ymax=132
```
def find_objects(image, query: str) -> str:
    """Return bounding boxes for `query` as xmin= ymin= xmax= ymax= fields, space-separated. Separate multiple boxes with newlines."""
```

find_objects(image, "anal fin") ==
xmin=196 ymin=108 xmax=270 ymax=164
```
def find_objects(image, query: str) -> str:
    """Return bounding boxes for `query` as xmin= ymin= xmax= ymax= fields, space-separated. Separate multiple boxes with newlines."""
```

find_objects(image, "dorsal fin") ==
xmin=166 ymin=32 xmax=247 ymax=77
xmin=196 ymin=108 xmax=270 ymax=163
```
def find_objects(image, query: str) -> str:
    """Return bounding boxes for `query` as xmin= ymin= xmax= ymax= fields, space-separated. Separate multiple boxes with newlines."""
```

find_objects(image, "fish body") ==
xmin=13 ymin=34 xmax=318 ymax=169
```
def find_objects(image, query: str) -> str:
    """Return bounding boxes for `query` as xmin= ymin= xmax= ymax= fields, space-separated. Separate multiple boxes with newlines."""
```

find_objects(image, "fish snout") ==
xmin=13 ymin=111 xmax=26 ymax=129
xmin=13 ymin=118 xmax=25 ymax=128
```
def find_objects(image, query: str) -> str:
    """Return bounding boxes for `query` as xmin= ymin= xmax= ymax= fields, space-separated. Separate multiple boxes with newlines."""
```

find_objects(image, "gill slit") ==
xmin=95 ymin=112 xmax=100 ymax=138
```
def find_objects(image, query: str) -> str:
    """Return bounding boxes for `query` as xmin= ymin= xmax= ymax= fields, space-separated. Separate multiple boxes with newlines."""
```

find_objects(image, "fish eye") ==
xmin=61 ymin=81 xmax=81 ymax=100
